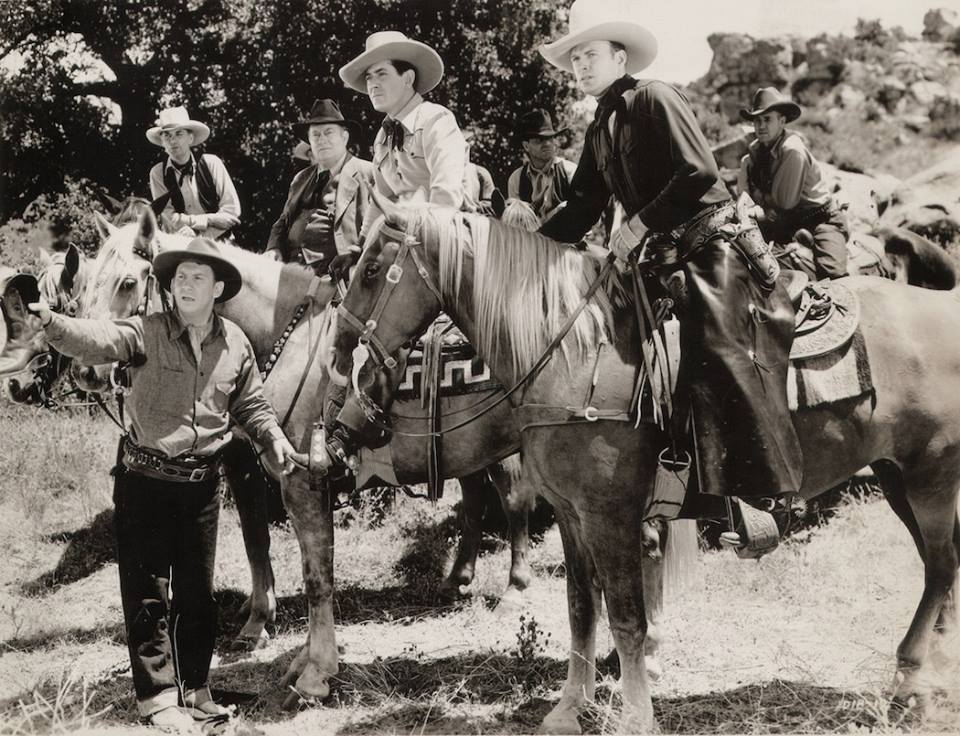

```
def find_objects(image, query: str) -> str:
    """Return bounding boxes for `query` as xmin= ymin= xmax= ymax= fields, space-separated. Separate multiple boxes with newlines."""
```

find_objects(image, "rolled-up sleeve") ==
xmin=422 ymin=109 xmax=466 ymax=209
xmin=228 ymin=341 xmax=282 ymax=445
xmin=44 ymin=314 xmax=143 ymax=365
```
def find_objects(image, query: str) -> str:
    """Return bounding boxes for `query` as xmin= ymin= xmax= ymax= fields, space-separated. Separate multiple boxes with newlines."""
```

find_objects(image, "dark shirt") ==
xmin=45 ymin=310 xmax=282 ymax=458
xmin=541 ymin=77 xmax=729 ymax=241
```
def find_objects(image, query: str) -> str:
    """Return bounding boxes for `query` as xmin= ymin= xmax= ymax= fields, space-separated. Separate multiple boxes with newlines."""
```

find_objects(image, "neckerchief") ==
xmin=381 ymin=118 xmax=406 ymax=151
xmin=160 ymin=152 xmax=220 ymax=215
xmin=748 ymin=131 xmax=785 ymax=196
xmin=594 ymin=76 xmax=637 ymax=158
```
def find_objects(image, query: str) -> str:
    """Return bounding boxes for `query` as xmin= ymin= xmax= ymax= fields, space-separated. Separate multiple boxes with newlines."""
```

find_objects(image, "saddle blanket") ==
xmin=394 ymin=342 xmax=502 ymax=401
xmin=786 ymin=328 xmax=872 ymax=411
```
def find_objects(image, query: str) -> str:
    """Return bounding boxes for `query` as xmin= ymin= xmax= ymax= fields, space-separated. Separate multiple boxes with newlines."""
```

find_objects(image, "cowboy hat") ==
xmin=146 ymin=106 xmax=210 ymax=147
xmin=339 ymin=31 xmax=444 ymax=95
xmin=292 ymin=99 xmax=362 ymax=143
xmin=739 ymin=87 xmax=802 ymax=123
xmin=514 ymin=109 xmax=570 ymax=142
xmin=152 ymin=237 xmax=242 ymax=303
xmin=539 ymin=0 xmax=658 ymax=75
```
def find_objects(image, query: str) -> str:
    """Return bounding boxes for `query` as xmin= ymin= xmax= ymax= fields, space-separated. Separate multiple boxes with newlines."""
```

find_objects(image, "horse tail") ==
xmin=662 ymin=518 xmax=701 ymax=604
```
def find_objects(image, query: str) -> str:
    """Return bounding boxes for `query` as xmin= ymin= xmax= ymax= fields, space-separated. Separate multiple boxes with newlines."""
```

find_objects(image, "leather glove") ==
xmin=328 ymin=250 xmax=360 ymax=283
xmin=609 ymin=214 xmax=649 ymax=264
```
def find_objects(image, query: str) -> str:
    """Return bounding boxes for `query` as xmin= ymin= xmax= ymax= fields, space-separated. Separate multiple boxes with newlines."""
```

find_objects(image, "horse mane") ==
xmin=501 ymin=199 xmax=541 ymax=232
xmin=419 ymin=209 xmax=613 ymax=377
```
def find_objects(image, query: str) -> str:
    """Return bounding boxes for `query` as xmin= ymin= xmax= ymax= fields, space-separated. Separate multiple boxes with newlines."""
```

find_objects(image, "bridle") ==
xmin=335 ymin=218 xmax=617 ymax=438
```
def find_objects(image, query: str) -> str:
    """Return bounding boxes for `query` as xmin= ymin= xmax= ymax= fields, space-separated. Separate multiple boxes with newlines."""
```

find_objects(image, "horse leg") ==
xmin=440 ymin=469 xmax=486 ymax=599
xmin=489 ymin=456 xmax=533 ymax=612
xmin=540 ymin=506 xmax=602 ymax=735
xmin=279 ymin=469 xmax=338 ymax=705
xmin=892 ymin=480 xmax=960 ymax=711
xmin=221 ymin=436 xmax=276 ymax=651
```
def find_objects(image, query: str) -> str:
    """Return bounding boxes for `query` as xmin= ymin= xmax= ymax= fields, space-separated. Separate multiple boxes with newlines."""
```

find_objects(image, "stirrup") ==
xmin=719 ymin=498 xmax=781 ymax=559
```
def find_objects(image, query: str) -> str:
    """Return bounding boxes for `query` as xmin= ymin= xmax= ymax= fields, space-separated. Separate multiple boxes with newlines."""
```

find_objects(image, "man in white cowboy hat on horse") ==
xmin=148 ymin=106 xmax=242 ymax=241
xmin=738 ymin=87 xmax=849 ymax=281
xmin=335 ymin=30 xmax=467 ymax=280
xmin=264 ymin=99 xmax=374 ymax=275
xmin=538 ymin=0 xmax=803 ymax=549
xmin=27 ymin=238 xmax=297 ymax=732
xmin=507 ymin=108 xmax=578 ymax=219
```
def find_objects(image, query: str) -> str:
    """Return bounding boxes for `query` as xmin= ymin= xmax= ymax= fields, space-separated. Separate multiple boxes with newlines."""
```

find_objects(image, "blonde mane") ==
xmin=420 ymin=210 xmax=613 ymax=377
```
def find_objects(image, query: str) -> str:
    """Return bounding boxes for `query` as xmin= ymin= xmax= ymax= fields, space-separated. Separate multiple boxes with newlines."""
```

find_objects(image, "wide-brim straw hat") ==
xmin=153 ymin=237 xmax=242 ymax=303
xmin=540 ymin=0 xmax=658 ymax=75
xmin=739 ymin=87 xmax=802 ymax=123
xmin=339 ymin=31 xmax=444 ymax=95
xmin=292 ymin=98 xmax=362 ymax=143
xmin=146 ymin=106 xmax=210 ymax=147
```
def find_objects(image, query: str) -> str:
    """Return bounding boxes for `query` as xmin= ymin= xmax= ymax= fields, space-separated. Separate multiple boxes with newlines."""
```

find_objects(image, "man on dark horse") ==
xmin=538 ymin=0 xmax=803 ymax=549
xmin=148 ymin=106 xmax=242 ymax=241
xmin=507 ymin=109 xmax=578 ymax=220
xmin=264 ymin=99 xmax=374 ymax=275
xmin=738 ymin=87 xmax=849 ymax=281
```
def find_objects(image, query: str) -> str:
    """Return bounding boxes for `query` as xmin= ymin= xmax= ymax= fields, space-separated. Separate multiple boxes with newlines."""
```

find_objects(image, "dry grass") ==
xmin=0 ymin=403 xmax=958 ymax=734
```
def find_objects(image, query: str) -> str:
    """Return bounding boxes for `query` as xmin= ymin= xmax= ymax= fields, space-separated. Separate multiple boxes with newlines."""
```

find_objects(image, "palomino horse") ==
xmin=64 ymin=209 xmax=569 ymax=695
xmin=329 ymin=196 xmax=960 ymax=733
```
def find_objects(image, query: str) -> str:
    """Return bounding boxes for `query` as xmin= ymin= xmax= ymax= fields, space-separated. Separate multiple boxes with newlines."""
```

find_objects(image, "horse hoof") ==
xmin=232 ymin=630 xmax=270 ymax=652
xmin=295 ymin=663 xmax=332 ymax=701
xmin=538 ymin=712 xmax=582 ymax=735
xmin=494 ymin=588 xmax=525 ymax=617
xmin=438 ymin=582 xmax=466 ymax=601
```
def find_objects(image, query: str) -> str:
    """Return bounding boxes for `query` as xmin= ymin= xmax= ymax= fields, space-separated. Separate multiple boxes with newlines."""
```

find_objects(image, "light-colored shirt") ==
xmin=363 ymin=94 xmax=466 ymax=234
xmin=149 ymin=153 xmax=242 ymax=239
xmin=44 ymin=310 xmax=282 ymax=458
xmin=508 ymin=157 xmax=578 ymax=218
xmin=738 ymin=132 xmax=831 ymax=217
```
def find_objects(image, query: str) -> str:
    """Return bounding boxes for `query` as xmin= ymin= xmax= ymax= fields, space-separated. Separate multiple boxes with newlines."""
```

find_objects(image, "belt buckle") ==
xmin=189 ymin=467 xmax=207 ymax=482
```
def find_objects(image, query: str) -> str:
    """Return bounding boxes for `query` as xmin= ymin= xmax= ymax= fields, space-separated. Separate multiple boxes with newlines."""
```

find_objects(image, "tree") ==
xmin=0 ymin=0 xmax=574 ymax=247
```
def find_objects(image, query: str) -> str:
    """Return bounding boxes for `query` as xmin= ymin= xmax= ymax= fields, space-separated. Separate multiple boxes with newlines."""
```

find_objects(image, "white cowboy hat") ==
xmin=339 ymin=31 xmax=444 ymax=95
xmin=539 ymin=0 xmax=658 ymax=75
xmin=146 ymin=106 xmax=211 ymax=147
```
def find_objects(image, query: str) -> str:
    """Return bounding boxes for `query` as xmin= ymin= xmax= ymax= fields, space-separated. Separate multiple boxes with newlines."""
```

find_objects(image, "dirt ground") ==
xmin=0 ymin=407 xmax=958 ymax=735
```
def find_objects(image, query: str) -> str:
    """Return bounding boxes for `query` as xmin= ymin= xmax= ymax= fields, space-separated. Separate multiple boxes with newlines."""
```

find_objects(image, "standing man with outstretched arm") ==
xmin=539 ymin=0 xmax=802 ymax=554
xmin=27 ymin=237 xmax=297 ymax=732
xmin=330 ymin=31 xmax=467 ymax=281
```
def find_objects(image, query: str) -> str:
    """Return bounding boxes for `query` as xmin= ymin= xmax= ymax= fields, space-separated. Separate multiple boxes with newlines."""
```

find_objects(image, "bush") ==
xmin=21 ymin=177 xmax=109 ymax=258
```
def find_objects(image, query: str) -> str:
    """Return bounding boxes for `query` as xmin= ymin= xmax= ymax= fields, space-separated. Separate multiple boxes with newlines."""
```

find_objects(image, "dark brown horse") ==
xmin=328 ymin=195 xmax=960 ymax=733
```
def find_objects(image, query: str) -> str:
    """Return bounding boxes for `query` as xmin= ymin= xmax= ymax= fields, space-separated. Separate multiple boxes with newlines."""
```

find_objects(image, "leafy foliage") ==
xmin=0 ymin=0 xmax=573 ymax=248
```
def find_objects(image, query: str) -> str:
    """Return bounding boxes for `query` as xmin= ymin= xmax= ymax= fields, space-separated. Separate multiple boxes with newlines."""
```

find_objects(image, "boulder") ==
xmin=702 ymin=33 xmax=797 ymax=121
xmin=909 ymin=79 xmax=948 ymax=106
xmin=923 ymin=8 xmax=958 ymax=42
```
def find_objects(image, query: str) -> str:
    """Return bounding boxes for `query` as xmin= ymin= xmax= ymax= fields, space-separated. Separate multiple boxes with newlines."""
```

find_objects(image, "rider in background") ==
xmin=463 ymin=130 xmax=497 ymax=215
xmin=147 ymin=106 xmax=241 ymax=241
xmin=737 ymin=88 xmax=849 ymax=280
xmin=507 ymin=108 xmax=577 ymax=220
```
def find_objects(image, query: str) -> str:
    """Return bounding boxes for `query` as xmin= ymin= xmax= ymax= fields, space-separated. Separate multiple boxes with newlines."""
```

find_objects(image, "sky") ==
xmin=634 ymin=0 xmax=960 ymax=83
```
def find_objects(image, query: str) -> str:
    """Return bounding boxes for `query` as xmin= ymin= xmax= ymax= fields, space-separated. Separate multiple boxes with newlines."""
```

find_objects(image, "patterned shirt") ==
xmin=44 ymin=310 xmax=282 ymax=458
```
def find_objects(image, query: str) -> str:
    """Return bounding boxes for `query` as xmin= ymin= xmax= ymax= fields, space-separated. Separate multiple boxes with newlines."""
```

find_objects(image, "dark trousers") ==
xmin=113 ymin=467 xmax=220 ymax=703
xmin=763 ymin=206 xmax=849 ymax=280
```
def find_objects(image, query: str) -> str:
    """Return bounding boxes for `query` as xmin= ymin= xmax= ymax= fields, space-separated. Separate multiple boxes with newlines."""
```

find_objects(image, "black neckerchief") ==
xmin=594 ymin=75 xmax=637 ymax=160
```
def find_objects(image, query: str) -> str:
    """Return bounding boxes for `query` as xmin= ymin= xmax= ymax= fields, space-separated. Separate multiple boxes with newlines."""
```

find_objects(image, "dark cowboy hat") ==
xmin=514 ymin=109 xmax=570 ymax=143
xmin=739 ymin=87 xmax=802 ymax=123
xmin=153 ymin=237 xmax=242 ymax=303
xmin=292 ymin=99 xmax=361 ymax=143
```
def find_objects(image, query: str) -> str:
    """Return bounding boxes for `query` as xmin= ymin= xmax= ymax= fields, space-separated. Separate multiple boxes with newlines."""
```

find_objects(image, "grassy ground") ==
xmin=0 ymin=402 xmax=958 ymax=735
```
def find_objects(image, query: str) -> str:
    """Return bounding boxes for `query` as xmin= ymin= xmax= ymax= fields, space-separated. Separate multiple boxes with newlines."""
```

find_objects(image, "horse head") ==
xmin=330 ymin=189 xmax=443 ymax=390
xmin=71 ymin=208 xmax=170 ymax=391
xmin=0 ymin=269 xmax=48 ymax=399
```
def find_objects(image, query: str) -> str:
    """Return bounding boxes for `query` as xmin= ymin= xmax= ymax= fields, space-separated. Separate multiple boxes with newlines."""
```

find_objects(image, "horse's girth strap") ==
xmin=514 ymin=403 xmax=632 ymax=433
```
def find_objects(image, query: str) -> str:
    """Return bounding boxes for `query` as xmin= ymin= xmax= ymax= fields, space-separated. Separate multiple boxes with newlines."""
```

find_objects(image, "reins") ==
xmin=337 ymin=221 xmax=617 ymax=438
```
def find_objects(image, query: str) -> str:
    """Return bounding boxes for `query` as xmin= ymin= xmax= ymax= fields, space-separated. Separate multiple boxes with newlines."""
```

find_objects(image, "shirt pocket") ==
xmin=407 ymin=129 xmax=426 ymax=160
xmin=211 ymin=379 xmax=236 ymax=414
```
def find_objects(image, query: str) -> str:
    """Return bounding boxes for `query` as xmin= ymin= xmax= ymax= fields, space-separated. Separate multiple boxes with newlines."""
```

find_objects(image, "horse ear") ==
xmin=371 ymin=188 xmax=408 ymax=231
xmin=135 ymin=209 xmax=158 ymax=260
xmin=491 ymin=189 xmax=506 ymax=219
xmin=65 ymin=243 xmax=80 ymax=277
xmin=93 ymin=211 xmax=117 ymax=241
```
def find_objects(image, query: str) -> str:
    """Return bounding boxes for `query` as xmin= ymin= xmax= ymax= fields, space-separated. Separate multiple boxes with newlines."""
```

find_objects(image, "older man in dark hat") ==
xmin=28 ymin=238 xmax=296 ymax=732
xmin=265 ymin=99 xmax=373 ymax=275
xmin=507 ymin=109 xmax=578 ymax=219
xmin=738 ymin=87 xmax=849 ymax=280
xmin=147 ymin=106 xmax=242 ymax=241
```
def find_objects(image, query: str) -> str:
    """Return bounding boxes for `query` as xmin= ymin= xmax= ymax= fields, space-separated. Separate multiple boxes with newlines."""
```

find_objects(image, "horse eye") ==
xmin=363 ymin=263 xmax=381 ymax=281
xmin=65 ymin=301 xmax=79 ymax=317
xmin=120 ymin=278 xmax=137 ymax=291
